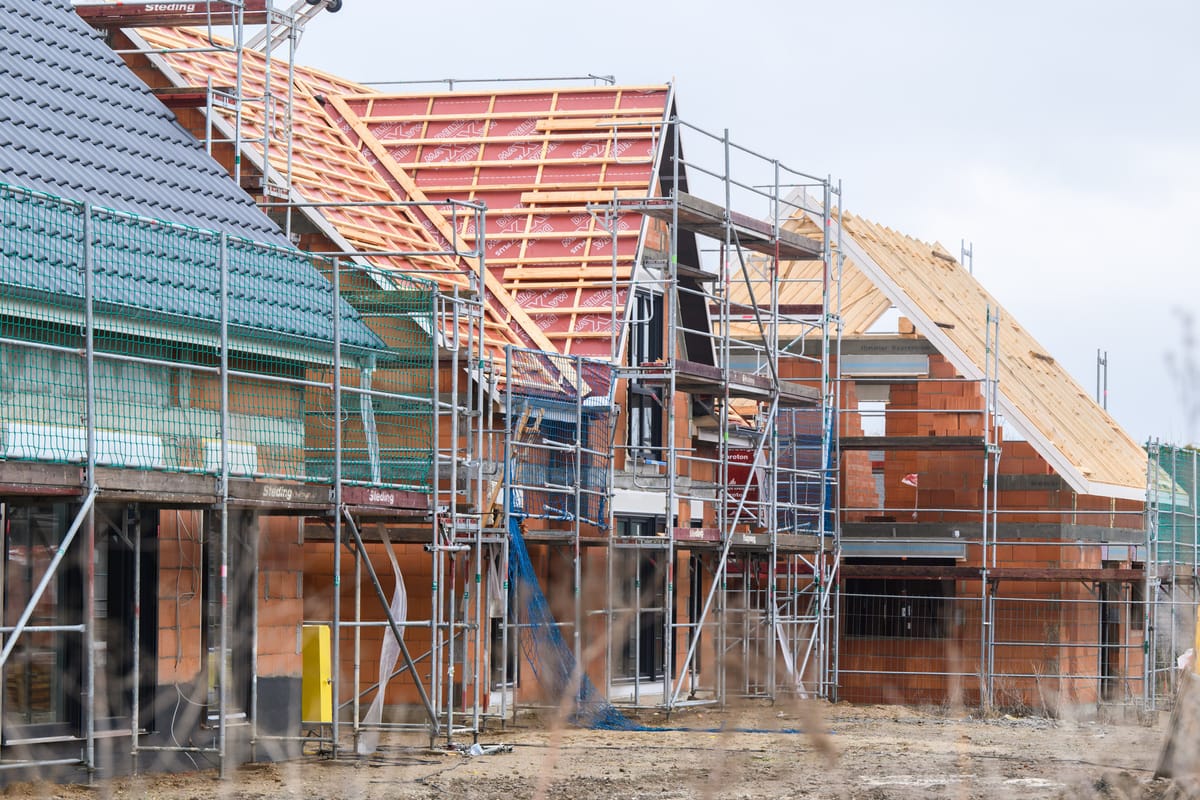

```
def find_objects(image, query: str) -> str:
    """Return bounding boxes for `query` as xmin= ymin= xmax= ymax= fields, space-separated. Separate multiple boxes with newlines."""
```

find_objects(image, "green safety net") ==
xmin=1150 ymin=443 xmax=1199 ymax=565
xmin=0 ymin=181 xmax=436 ymax=491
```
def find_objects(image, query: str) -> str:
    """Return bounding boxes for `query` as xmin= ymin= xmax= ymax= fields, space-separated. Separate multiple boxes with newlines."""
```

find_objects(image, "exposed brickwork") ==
xmin=838 ymin=350 xmax=1147 ymax=707
xmin=304 ymin=540 xmax=434 ymax=707
xmin=157 ymin=510 xmax=204 ymax=685
xmin=257 ymin=517 xmax=304 ymax=678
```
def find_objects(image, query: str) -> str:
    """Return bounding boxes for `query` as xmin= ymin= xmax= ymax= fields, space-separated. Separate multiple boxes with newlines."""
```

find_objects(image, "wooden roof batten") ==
xmin=320 ymin=93 xmax=560 ymax=354
xmin=127 ymin=25 xmax=555 ymax=361
xmin=323 ymin=84 xmax=674 ymax=361
xmin=787 ymin=195 xmax=1146 ymax=501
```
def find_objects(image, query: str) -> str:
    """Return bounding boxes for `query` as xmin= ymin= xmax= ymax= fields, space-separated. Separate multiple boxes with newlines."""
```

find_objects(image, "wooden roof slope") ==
xmin=776 ymin=209 xmax=1147 ymax=499
xmin=324 ymin=86 xmax=672 ymax=359
xmin=727 ymin=212 xmax=890 ymax=342
xmin=134 ymin=26 xmax=554 ymax=362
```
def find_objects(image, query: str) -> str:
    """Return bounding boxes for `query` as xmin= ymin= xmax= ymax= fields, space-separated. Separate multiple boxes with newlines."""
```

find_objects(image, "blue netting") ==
xmin=503 ymin=527 xmax=815 ymax=733
xmin=507 ymin=513 xmax=648 ymax=731
xmin=506 ymin=518 xmax=820 ymax=733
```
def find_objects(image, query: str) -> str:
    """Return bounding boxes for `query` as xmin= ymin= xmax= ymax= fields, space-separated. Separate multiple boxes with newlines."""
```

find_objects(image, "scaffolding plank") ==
xmin=630 ymin=192 xmax=823 ymax=261
xmin=151 ymin=85 xmax=232 ymax=108
xmin=228 ymin=481 xmax=329 ymax=508
xmin=671 ymin=529 xmax=822 ymax=552
xmin=97 ymin=467 xmax=213 ymax=495
xmin=0 ymin=462 xmax=83 ymax=493
xmin=76 ymin=0 xmax=272 ymax=28
xmin=662 ymin=359 xmax=820 ymax=405
xmin=341 ymin=484 xmax=429 ymax=512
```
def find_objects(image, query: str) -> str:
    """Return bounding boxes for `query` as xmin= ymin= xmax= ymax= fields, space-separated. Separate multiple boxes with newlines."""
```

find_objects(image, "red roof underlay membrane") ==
xmin=325 ymin=86 xmax=671 ymax=360
xmin=136 ymin=26 xmax=554 ymax=363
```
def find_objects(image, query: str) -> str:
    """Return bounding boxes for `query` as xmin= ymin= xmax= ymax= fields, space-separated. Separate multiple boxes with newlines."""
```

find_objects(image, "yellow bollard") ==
xmin=302 ymin=624 xmax=332 ymax=724
xmin=1194 ymin=605 xmax=1200 ymax=675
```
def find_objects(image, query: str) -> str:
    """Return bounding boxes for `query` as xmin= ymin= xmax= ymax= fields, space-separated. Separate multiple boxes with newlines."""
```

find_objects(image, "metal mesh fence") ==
xmin=838 ymin=590 xmax=1146 ymax=712
xmin=0 ymin=182 xmax=436 ymax=490
xmin=838 ymin=590 xmax=983 ymax=705
xmin=991 ymin=595 xmax=1144 ymax=712
xmin=1150 ymin=589 xmax=1197 ymax=710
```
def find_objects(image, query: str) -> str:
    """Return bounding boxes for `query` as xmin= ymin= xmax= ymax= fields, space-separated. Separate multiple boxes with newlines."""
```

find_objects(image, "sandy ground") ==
xmin=10 ymin=702 xmax=1192 ymax=800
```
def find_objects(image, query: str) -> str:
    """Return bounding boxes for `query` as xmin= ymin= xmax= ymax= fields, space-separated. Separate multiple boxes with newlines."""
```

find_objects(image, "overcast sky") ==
xmin=297 ymin=0 xmax=1200 ymax=445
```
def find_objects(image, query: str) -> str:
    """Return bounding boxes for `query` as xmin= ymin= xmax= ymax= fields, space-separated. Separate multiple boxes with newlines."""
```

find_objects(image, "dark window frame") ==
xmin=626 ymin=291 xmax=664 ymax=461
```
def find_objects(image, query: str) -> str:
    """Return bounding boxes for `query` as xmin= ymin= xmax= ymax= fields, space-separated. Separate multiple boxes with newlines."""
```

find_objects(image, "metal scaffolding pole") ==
xmin=82 ymin=201 xmax=99 ymax=780
xmin=501 ymin=348 xmax=515 ymax=725
xmin=573 ymin=353 xmax=584 ymax=692
xmin=471 ymin=248 xmax=488 ymax=737
xmin=331 ymin=255 xmax=343 ymax=758
xmin=662 ymin=116 xmax=681 ymax=714
xmin=342 ymin=511 xmax=440 ymax=733
xmin=131 ymin=510 xmax=143 ymax=774
xmin=217 ymin=232 xmax=232 ymax=778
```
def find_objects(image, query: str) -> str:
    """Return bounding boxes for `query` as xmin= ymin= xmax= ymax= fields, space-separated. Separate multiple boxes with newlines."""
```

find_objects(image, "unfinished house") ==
xmin=0 ymin=0 xmax=451 ymax=780
xmin=749 ymin=202 xmax=1150 ymax=711
xmin=90 ymin=2 xmax=845 ymax=743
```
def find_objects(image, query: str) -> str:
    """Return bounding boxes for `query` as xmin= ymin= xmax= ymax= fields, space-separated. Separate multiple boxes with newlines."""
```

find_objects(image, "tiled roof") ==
xmin=0 ymin=0 xmax=285 ymax=243
xmin=0 ymin=0 xmax=380 ymax=350
xmin=128 ymin=24 xmax=670 ymax=361
xmin=135 ymin=25 xmax=555 ymax=362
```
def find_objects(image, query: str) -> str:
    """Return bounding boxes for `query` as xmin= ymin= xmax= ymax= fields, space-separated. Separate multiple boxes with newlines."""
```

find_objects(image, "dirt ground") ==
xmin=10 ymin=702 xmax=1194 ymax=800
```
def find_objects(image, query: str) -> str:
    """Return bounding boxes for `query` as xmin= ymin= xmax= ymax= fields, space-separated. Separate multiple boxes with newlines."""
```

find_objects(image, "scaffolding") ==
xmin=0 ymin=179 xmax=495 ymax=777
xmin=40 ymin=5 xmax=1162 ymax=746
xmin=834 ymin=306 xmax=1150 ymax=712
xmin=78 ymin=4 xmax=510 ymax=754
xmin=497 ymin=346 xmax=618 ymax=722
xmin=591 ymin=118 xmax=843 ymax=711
xmin=1146 ymin=441 xmax=1199 ymax=710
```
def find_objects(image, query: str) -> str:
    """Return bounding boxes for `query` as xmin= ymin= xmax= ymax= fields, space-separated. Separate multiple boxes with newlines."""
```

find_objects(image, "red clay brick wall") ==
xmin=881 ymin=356 xmax=987 ymax=521
xmin=304 ymin=540 xmax=436 ymax=708
xmin=157 ymin=510 xmax=204 ymax=686
xmin=869 ymin=357 xmax=1145 ymax=528
xmin=257 ymin=517 xmax=304 ymax=679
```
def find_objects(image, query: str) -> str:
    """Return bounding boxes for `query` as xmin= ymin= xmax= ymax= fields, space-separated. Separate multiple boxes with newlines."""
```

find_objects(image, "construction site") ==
xmin=0 ymin=0 xmax=1194 ymax=796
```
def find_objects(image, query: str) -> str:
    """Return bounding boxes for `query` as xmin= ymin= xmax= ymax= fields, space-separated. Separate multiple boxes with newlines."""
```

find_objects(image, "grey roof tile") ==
xmin=0 ymin=0 xmax=385 ymax=350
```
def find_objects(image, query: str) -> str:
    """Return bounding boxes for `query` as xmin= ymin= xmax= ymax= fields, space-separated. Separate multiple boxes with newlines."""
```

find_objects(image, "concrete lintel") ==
xmin=843 ymin=521 xmax=1145 ymax=544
